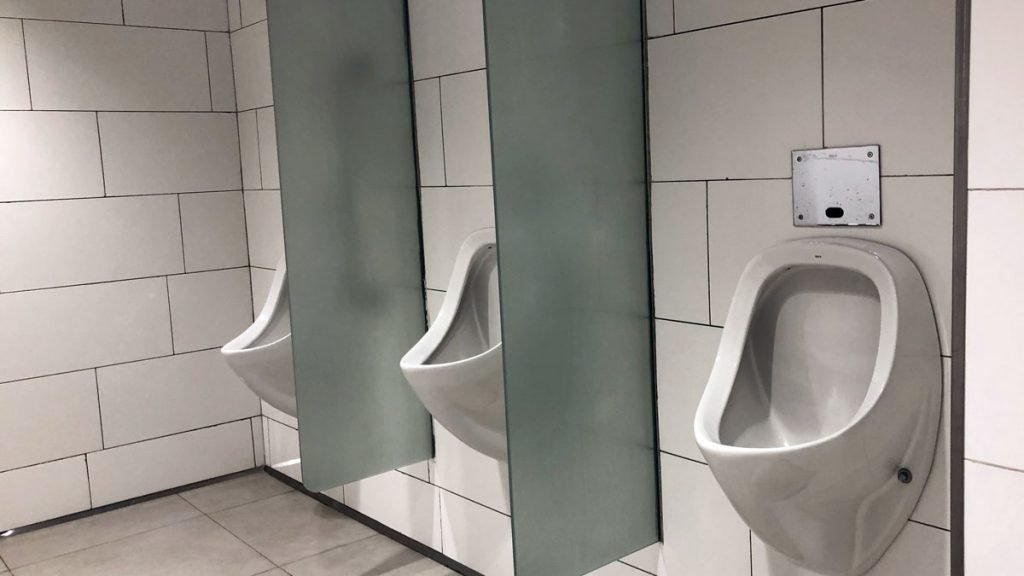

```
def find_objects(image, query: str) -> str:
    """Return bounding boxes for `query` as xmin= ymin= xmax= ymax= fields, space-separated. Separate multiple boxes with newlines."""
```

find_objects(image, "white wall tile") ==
xmin=345 ymin=470 xmax=442 ymax=550
xmin=661 ymin=455 xmax=750 ymax=576
xmin=207 ymin=32 xmax=236 ymax=112
xmin=87 ymin=420 xmax=254 ymax=507
xmin=409 ymin=0 xmax=485 ymax=80
xmin=440 ymin=70 xmax=492 ymax=186
xmin=24 ymin=22 xmax=209 ymax=111
xmin=250 ymin=267 xmax=275 ymax=317
xmin=0 ymin=371 xmax=101 ymax=472
xmin=0 ymin=457 xmax=91 ymax=530
xmin=266 ymin=418 xmax=301 ymax=482
xmin=231 ymin=21 xmax=272 ymax=111
xmin=0 ymin=278 xmax=172 ymax=383
xmin=0 ymin=196 xmax=184 ymax=292
xmin=675 ymin=0 xmax=846 ymax=33
xmin=97 ymin=349 xmax=260 ymax=447
xmin=648 ymin=11 xmax=822 ymax=181
xmin=656 ymin=321 xmax=720 ymax=462
xmin=965 ymin=461 xmax=1024 ymax=575
xmin=440 ymin=492 xmax=514 ymax=576
xmin=415 ymin=78 xmax=445 ymax=187
xmin=167 ymin=268 xmax=253 ymax=353
xmin=912 ymin=358 xmax=951 ymax=530
xmin=0 ymin=19 xmax=29 ymax=110
xmin=651 ymin=182 xmax=708 ymax=323
xmin=0 ymin=111 xmax=104 ymax=201
xmin=250 ymin=416 xmax=265 ymax=467
xmin=239 ymin=0 xmax=266 ymax=27
xmin=645 ymin=0 xmax=673 ymax=38
xmin=752 ymin=521 xmax=949 ymax=575
xmin=966 ymin=189 xmax=1024 ymax=469
xmin=0 ymin=0 xmax=121 ymax=24
xmin=420 ymin=186 xmax=495 ymax=290
xmin=99 ymin=112 xmax=241 ymax=195
xmin=433 ymin=424 xmax=510 ymax=514
xmin=227 ymin=0 xmax=242 ymax=31
xmin=180 ymin=191 xmax=249 ymax=272
xmin=257 ymin=107 xmax=279 ymax=189
xmin=238 ymin=109 xmax=262 ymax=189
xmin=707 ymin=177 xmax=953 ymax=355
xmin=824 ymin=0 xmax=955 ymax=176
xmin=425 ymin=289 xmax=445 ymax=326
xmin=122 ymin=0 xmax=229 ymax=31
xmin=244 ymin=189 xmax=284 ymax=268
xmin=969 ymin=0 xmax=1024 ymax=188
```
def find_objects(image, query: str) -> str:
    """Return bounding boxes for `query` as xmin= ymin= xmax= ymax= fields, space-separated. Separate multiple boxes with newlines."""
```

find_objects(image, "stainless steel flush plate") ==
xmin=792 ymin=145 xmax=881 ymax=227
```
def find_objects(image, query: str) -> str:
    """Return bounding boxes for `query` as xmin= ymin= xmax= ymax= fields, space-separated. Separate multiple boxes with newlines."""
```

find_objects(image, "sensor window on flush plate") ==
xmin=792 ymin=145 xmax=881 ymax=227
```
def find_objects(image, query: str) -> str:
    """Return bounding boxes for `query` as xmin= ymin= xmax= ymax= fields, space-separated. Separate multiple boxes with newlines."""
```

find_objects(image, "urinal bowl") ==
xmin=694 ymin=238 xmax=942 ymax=576
xmin=221 ymin=257 xmax=297 ymax=418
xmin=401 ymin=228 xmax=506 ymax=460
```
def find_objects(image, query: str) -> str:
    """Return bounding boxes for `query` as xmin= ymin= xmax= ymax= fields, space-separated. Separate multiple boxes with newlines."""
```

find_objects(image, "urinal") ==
xmin=221 ymin=257 xmax=297 ymax=417
xmin=694 ymin=238 xmax=941 ymax=576
xmin=400 ymin=228 xmax=505 ymax=460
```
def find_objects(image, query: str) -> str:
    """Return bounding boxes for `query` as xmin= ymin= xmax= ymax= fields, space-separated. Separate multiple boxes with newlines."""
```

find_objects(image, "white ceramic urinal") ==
xmin=694 ymin=238 xmax=941 ymax=576
xmin=221 ymin=257 xmax=296 ymax=417
xmin=400 ymin=228 xmax=505 ymax=460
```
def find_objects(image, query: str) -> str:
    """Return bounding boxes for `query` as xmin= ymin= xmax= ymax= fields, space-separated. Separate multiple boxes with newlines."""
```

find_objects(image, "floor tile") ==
xmin=12 ymin=516 xmax=272 ymax=576
xmin=0 ymin=496 xmax=200 ymax=569
xmin=180 ymin=472 xmax=291 ymax=514
xmin=286 ymin=534 xmax=454 ymax=576
xmin=210 ymin=492 xmax=375 ymax=565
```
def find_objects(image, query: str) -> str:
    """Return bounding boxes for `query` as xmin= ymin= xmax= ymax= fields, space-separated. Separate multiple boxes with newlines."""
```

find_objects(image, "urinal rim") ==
xmin=222 ymin=255 xmax=290 ymax=355
xmin=400 ymin=227 xmax=499 ymax=371
xmin=694 ymin=238 xmax=912 ymax=457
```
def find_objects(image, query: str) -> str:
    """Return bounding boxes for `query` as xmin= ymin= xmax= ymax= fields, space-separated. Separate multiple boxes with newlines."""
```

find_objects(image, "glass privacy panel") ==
xmin=267 ymin=0 xmax=432 ymax=491
xmin=484 ymin=1 xmax=659 ymax=574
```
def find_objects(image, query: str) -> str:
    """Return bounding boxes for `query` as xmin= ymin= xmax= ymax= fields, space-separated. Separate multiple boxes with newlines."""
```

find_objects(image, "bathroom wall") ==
xmin=0 ymin=0 xmax=263 ymax=531
xmin=964 ymin=0 xmax=1024 ymax=572
xmin=243 ymin=1 xmax=956 ymax=575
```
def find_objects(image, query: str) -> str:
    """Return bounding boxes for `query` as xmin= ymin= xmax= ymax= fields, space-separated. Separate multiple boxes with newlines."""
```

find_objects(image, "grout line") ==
xmin=0 ymin=346 xmax=225 ymax=388
xmin=705 ymin=181 xmax=712 ymax=323
xmin=820 ymin=8 xmax=826 ymax=147
xmin=436 ymin=78 xmax=448 ymax=186
xmin=749 ymin=530 xmax=754 ymax=576
xmin=908 ymin=518 xmax=951 ymax=533
xmin=83 ymin=453 xmax=94 ymax=509
xmin=618 ymin=559 xmax=657 ymax=576
xmin=655 ymin=316 xmax=723 ymax=330
xmin=233 ymin=17 xmax=267 ymax=35
xmin=20 ymin=19 xmax=32 ymax=110
xmin=95 ymin=113 xmax=107 ymax=196
xmin=93 ymin=368 xmax=106 ymax=450
xmin=414 ymin=66 xmax=487 ymax=84
xmin=0 ymin=187 xmax=250 ymax=206
xmin=203 ymin=33 xmax=213 ymax=111
xmin=176 ymin=195 xmax=187 ymax=271
xmin=120 ymin=0 xmax=125 ymax=25
xmin=164 ymin=275 xmax=176 ymax=352
xmin=273 ymin=533 xmax=381 ymax=569
xmin=965 ymin=458 xmax=1024 ymax=476
xmin=671 ymin=0 xmax=676 ymax=34
xmin=248 ymin=418 xmax=257 ymax=469
xmin=253 ymin=111 xmax=264 ymax=190
xmin=8 ymin=109 xmax=238 ymax=114
xmin=15 ymin=15 xmax=230 ymax=35
xmin=199 ymin=502 xmax=281 ymax=569
xmin=649 ymin=0 xmax=867 ymax=40
xmin=659 ymin=450 xmax=708 ymax=466
xmin=0 ymin=265 xmax=250 ymax=297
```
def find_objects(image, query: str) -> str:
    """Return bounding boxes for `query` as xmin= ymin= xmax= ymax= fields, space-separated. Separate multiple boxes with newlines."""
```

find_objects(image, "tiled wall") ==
xmin=964 ymin=0 xmax=1024 ymax=572
xmin=0 ymin=0 xmax=264 ymax=531
xmin=230 ymin=1 xmax=956 ymax=575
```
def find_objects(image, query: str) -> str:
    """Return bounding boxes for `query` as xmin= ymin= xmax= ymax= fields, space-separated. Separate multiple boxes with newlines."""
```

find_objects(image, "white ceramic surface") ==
xmin=694 ymin=238 xmax=942 ymax=576
xmin=221 ymin=257 xmax=296 ymax=417
xmin=401 ymin=228 xmax=505 ymax=460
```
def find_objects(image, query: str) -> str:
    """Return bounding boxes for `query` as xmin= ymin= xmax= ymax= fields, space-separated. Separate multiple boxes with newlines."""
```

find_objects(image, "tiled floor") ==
xmin=0 ymin=471 xmax=456 ymax=576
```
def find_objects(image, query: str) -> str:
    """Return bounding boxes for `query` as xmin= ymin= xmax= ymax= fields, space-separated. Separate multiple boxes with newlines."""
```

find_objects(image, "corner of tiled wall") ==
xmin=0 ymin=0 xmax=264 ymax=531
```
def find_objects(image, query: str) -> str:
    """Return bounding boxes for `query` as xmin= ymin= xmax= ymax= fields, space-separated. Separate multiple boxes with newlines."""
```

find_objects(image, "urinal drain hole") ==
xmin=897 ymin=468 xmax=913 ymax=484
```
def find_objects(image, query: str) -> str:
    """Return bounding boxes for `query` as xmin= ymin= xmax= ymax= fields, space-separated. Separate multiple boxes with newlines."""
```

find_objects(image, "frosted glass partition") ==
xmin=484 ymin=1 xmax=660 ymax=574
xmin=266 ymin=0 xmax=432 ymax=491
